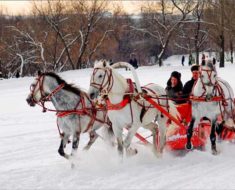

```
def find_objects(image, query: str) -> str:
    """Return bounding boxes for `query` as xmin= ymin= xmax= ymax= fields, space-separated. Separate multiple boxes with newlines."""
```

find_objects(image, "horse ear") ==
xmin=37 ymin=70 xmax=42 ymax=76
xmin=103 ymin=60 xmax=107 ymax=67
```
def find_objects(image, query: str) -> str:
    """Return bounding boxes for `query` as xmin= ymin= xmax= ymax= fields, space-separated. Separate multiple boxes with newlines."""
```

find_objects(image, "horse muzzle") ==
xmin=88 ymin=87 xmax=99 ymax=100
xmin=26 ymin=95 xmax=36 ymax=107
xmin=89 ymin=91 xmax=99 ymax=100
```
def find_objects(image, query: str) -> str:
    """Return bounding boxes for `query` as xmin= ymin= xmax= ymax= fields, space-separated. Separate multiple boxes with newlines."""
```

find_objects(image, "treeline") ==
xmin=0 ymin=0 xmax=235 ymax=78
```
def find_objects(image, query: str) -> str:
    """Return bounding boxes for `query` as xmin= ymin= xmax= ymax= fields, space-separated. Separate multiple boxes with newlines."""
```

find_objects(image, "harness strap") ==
xmin=104 ymin=78 xmax=133 ymax=109
xmin=189 ymin=96 xmax=223 ymax=102
xmin=126 ymin=78 xmax=135 ymax=94
xmin=56 ymin=110 xmax=87 ymax=117
xmin=42 ymin=83 xmax=65 ymax=102
xmin=143 ymin=94 xmax=186 ymax=130
xmin=106 ymin=95 xmax=131 ymax=110
xmin=84 ymin=108 xmax=97 ymax=133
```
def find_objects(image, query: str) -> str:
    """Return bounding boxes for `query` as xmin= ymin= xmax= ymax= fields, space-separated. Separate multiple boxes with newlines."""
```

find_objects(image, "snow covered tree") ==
xmin=132 ymin=0 xmax=196 ymax=66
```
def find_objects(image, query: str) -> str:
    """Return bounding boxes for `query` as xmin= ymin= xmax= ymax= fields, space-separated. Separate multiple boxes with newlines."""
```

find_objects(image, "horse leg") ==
xmin=71 ymin=131 xmax=80 ymax=156
xmin=216 ymin=121 xmax=225 ymax=141
xmin=103 ymin=126 xmax=115 ymax=147
xmin=70 ymin=131 xmax=80 ymax=168
xmin=210 ymin=120 xmax=218 ymax=155
xmin=186 ymin=117 xmax=195 ymax=150
xmin=112 ymin=126 xmax=124 ymax=157
xmin=117 ymin=137 xmax=124 ymax=157
xmin=58 ymin=134 xmax=70 ymax=159
xmin=157 ymin=116 xmax=168 ymax=156
xmin=83 ymin=131 xmax=98 ymax=151
xmin=123 ymin=125 xmax=138 ymax=156
xmin=144 ymin=122 xmax=158 ymax=156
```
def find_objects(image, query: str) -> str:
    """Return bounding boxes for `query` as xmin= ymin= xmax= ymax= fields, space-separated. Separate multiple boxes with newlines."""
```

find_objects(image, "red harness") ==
xmin=55 ymin=93 xmax=102 ymax=133
xmin=190 ymin=95 xmax=223 ymax=102
xmin=105 ymin=79 xmax=134 ymax=110
xmin=106 ymin=95 xmax=131 ymax=110
xmin=30 ymin=75 xmax=110 ymax=137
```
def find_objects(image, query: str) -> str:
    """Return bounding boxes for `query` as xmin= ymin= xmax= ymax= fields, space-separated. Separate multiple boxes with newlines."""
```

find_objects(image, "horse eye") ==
xmin=214 ymin=74 xmax=217 ymax=78
xmin=98 ymin=74 xmax=102 ymax=78
xmin=201 ymin=75 xmax=204 ymax=78
xmin=30 ymin=84 xmax=36 ymax=91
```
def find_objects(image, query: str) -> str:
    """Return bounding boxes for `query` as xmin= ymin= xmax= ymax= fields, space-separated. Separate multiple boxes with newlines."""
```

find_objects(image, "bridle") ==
xmin=90 ymin=67 xmax=114 ymax=95
xmin=197 ymin=67 xmax=218 ymax=99
xmin=30 ymin=75 xmax=65 ymax=112
xmin=190 ymin=66 xmax=229 ymax=121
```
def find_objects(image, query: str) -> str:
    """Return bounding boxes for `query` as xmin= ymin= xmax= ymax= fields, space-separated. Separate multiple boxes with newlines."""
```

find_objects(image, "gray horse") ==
xmin=26 ymin=72 xmax=113 ymax=166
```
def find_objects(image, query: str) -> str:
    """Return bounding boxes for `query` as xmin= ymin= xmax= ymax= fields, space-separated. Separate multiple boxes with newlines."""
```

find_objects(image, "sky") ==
xmin=0 ymin=0 xmax=142 ymax=15
xmin=0 ymin=1 xmax=32 ymax=15
xmin=1 ymin=54 xmax=235 ymax=189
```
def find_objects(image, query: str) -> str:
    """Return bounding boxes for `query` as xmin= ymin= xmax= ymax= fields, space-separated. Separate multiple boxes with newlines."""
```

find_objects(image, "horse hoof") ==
xmin=83 ymin=146 xmax=89 ymax=151
xmin=126 ymin=148 xmax=138 ymax=157
xmin=134 ymin=149 xmax=138 ymax=154
xmin=211 ymin=145 xmax=219 ymax=155
xmin=155 ymin=152 xmax=163 ymax=158
xmin=185 ymin=143 xmax=193 ymax=150
xmin=211 ymin=147 xmax=219 ymax=155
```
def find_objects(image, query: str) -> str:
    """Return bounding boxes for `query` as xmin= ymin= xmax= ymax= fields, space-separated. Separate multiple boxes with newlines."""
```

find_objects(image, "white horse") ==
xmin=88 ymin=60 xmax=178 ymax=157
xmin=186 ymin=60 xmax=235 ymax=154
xmin=26 ymin=71 xmax=114 ymax=165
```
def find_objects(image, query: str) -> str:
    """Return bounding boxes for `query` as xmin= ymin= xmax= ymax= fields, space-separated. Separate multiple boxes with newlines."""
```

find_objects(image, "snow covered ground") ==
xmin=1 ymin=56 xmax=235 ymax=190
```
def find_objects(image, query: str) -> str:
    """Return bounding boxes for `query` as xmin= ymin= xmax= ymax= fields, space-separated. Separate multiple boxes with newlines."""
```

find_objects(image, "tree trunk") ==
xmin=195 ymin=9 xmax=200 ymax=65
xmin=219 ymin=34 xmax=225 ymax=68
xmin=158 ymin=58 xmax=163 ymax=67
xmin=230 ymin=40 xmax=233 ymax=64
xmin=219 ymin=0 xmax=225 ymax=68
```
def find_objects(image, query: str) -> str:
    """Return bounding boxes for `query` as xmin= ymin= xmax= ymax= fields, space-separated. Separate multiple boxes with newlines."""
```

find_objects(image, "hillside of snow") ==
xmin=1 ymin=55 xmax=235 ymax=190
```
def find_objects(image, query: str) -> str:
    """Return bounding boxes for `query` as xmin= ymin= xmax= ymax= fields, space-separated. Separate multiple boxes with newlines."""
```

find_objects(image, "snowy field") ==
xmin=1 ymin=56 xmax=235 ymax=190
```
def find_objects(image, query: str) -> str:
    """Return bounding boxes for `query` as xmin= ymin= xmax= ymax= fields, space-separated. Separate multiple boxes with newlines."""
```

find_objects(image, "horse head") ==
xmin=88 ymin=59 xmax=113 ymax=100
xmin=199 ymin=60 xmax=218 ymax=99
xmin=26 ymin=71 xmax=46 ymax=107
xmin=26 ymin=72 xmax=66 ymax=107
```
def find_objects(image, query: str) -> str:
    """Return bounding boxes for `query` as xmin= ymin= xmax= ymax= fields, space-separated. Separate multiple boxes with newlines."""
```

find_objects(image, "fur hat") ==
xmin=170 ymin=71 xmax=181 ymax=80
xmin=191 ymin=64 xmax=200 ymax=72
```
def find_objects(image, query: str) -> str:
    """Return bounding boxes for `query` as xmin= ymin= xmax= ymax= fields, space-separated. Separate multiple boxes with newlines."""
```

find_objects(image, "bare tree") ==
xmin=3 ymin=26 xmax=47 ymax=76
xmin=223 ymin=0 xmax=235 ymax=64
xmin=33 ymin=0 xmax=113 ymax=70
xmin=131 ymin=0 xmax=195 ymax=66
xmin=175 ymin=0 xmax=209 ymax=65
xmin=205 ymin=0 xmax=227 ymax=67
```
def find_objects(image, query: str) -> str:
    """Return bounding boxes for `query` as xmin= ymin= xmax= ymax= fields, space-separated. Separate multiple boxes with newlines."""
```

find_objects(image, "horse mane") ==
xmin=94 ymin=59 xmax=111 ymax=68
xmin=43 ymin=72 xmax=82 ymax=95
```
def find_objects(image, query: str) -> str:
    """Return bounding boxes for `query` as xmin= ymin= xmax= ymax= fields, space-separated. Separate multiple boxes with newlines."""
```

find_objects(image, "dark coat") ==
xmin=129 ymin=58 xmax=138 ymax=69
xmin=182 ymin=78 xmax=196 ymax=98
